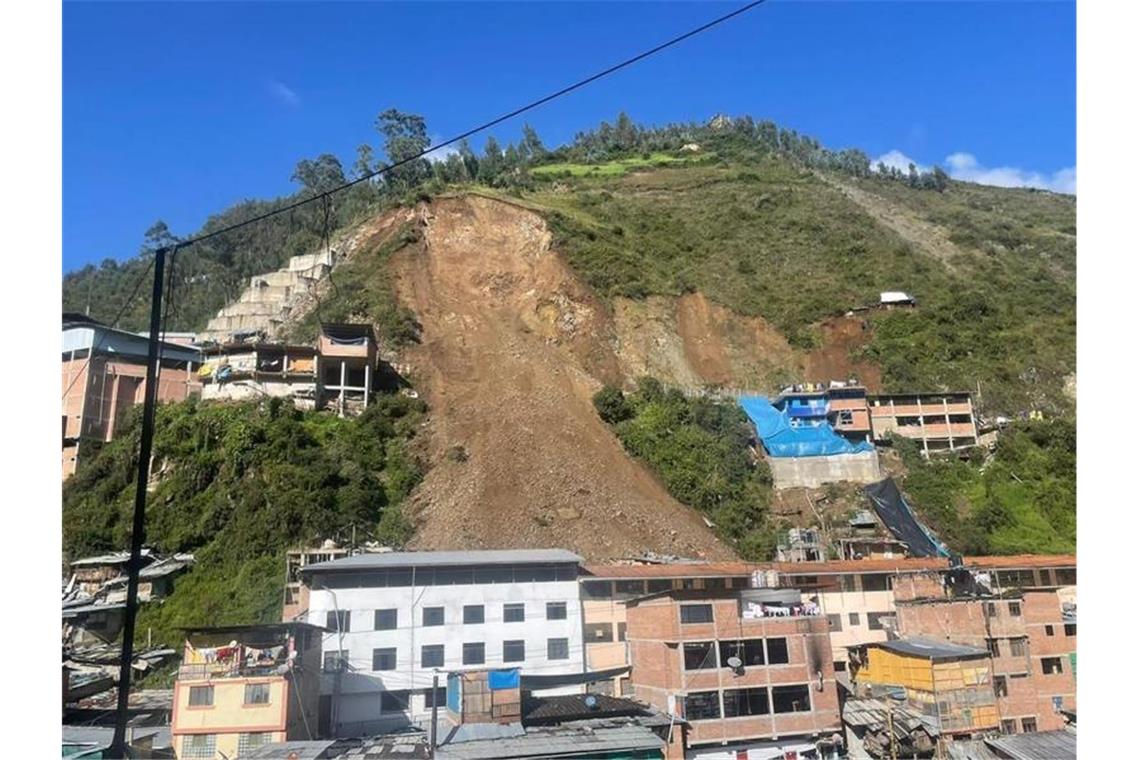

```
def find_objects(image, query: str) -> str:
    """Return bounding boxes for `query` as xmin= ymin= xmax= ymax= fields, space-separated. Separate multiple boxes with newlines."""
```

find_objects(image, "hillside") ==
xmin=62 ymin=115 xmax=1076 ymax=640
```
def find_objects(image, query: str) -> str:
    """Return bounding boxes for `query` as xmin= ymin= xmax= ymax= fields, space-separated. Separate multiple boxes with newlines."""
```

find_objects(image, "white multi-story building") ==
xmin=300 ymin=549 xmax=586 ymax=737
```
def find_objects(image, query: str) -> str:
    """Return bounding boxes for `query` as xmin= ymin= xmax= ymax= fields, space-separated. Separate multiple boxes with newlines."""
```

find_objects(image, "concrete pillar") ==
xmin=339 ymin=360 xmax=347 ymax=418
xmin=364 ymin=362 xmax=371 ymax=407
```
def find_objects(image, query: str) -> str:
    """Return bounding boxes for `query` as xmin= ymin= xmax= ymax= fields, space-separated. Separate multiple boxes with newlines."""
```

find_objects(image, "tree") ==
xmin=457 ymin=139 xmax=480 ymax=181
xmin=291 ymin=154 xmax=347 ymax=195
xmin=907 ymin=162 xmax=920 ymax=187
xmin=520 ymin=123 xmax=546 ymax=162
xmin=593 ymin=386 xmax=633 ymax=424
xmin=376 ymin=109 xmax=432 ymax=191
xmin=353 ymin=144 xmax=376 ymax=180
xmin=142 ymin=220 xmax=179 ymax=255
xmin=478 ymin=136 xmax=504 ymax=184
xmin=931 ymin=166 xmax=950 ymax=192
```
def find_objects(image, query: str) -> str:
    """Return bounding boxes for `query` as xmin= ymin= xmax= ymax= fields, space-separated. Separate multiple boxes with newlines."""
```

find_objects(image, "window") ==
xmin=424 ymin=686 xmax=447 ymax=708
xmin=1052 ymin=696 xmax=1064 ymax=712
xmin=772 ymin=684 xmax=811 ymax=713
xmin=647 ymin=579 xmax=673 ymax=593
xmin=423 ymin=606 xmax=444 ymax=626
xmin=1021 ymin=717 xmax=1037 ymax=733
xmin=547 ymin=638 xmax=569 ymax=660
xmin=680 ymin=604 xmax=714 ymax=624
xmin=503 ymin=640 xmax=526 ymax=662
xmin=683 ymin=691 xmax=721 ymax=721
xmin=1055 ymin=568 xmax=1076 ymax=585
xmin=581 ymin=580 xmax=612 ymax=599
xmin=1064 ymin=623 xmax=1076 ymax=636
xmin=987 ymin=639 xmax=1001 ymax=658
xmin=462 ymin=642 xmax=485 ymax=665
xmin=546 ymin=602 xmax=568 ymax=620
xmin=585 ymin=623 xmax=614 ymax=642
xmin=244 ymin=683 xmax=271 ymax=705
xmin=182 ymin=735 xmax=216 ymax=759
xmin=323 ymin=650 xmax=347 ymax=672
xmin=326 ymin=609 xmax=350 ymax=632
xmin=1045 ymin=624 xmax=1055 ymax=637
xmin=1001 ymin=719 xmax=1017 ymax=735
xmin=719 ymin=639 xmax=765 ymax=668
xmin=703 ymin=577 xmax=726 ymax=590
xmin=1041 ymin=657 xmax=1064 ymax=675
xmin=848 ymin=612 xmax=861 ymax=626
xmin=867 ymin=612 xmax=894 ymax=631
xmin=463 ymin=605 xmax=485 ymax=624
xmin=421 ymin=644 xmax=444 ymax=669
xmin=984 ymin=602 xmax=998 ymax=617
xmin=615 ymin=580 xmax=647 ymax=597
xmin=723 ymin=687 xmax=770 ymax=717
xmin=503 ymin=603 xmax=526 ymax=623
xmin=238 ymin=733 xmax=272 ymax=754
xmin=372 ymin=648 xmax=397 ymax=671
xmin=375 ymin=608 xmax=397 ymax=630
xmin=993 ymin=676 xmax=1008 ymax=698
xmin=1009 ymin=638 xmax=1027 ymax=657
xmin=766 ymin=637 xmax=790 ymax=665
xmin=380 ymin=691 xmax=409 ymax=712
xmin=617 ymin=623 xmax=627 ymax=642
xmin=1008 ymin=601 xmax=1022 ymax=617
xmin=188 ymin=685 xmax=214 ymax=707
xmin=683 ymin=642 xmax=717 ymax=670
xmin=840 ymin=575 xmax=856 ymax=593
xmin=826 ymin=614 xmax=842 ymax=631
xmin=861 ymin=574 xmax=890 ymax=592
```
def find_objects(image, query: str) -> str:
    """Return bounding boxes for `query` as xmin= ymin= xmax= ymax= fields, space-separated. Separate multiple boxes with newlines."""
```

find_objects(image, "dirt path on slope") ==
xmin=819 ymin=174 xmax=966 ymax=267
xmin=390 ymin=196 xmax=734 ymax=561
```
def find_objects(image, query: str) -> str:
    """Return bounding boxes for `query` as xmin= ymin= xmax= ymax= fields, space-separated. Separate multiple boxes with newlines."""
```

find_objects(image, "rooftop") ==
xmin=985 ymin=729 xmax=1076 ymax=760
xmin=302 ymin=549 xmax=583 ymax=574
xmin=521 ymin=694 xmax=650 ymax=725
xmin=435 ymin=720 xmax=663 ymax=760
xmin=581 ymin=561 xmax=753 ymax=579
xmin=870 ymin=637 xmax=990 ymax=661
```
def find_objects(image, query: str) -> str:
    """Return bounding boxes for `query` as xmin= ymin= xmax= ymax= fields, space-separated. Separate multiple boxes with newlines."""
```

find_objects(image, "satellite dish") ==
xmin=584 ymin=695 xmax=599 ymax=710
xmin=727 ymin=656 xmax=743 ymax=670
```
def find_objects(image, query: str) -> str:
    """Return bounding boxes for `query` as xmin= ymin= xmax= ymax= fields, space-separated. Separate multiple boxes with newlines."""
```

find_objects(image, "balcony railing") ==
xmin=178 ymin=660 xmax=289 ymax=681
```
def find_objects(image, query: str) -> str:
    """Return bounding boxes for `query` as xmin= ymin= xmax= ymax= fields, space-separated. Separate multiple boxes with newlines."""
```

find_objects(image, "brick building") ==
xmin=867 ymin=392 xmax=979 ymax=453
xmin=625 ymin=587 xmax=842 ymax=759
xmin=890 ymin=569 xmax=1076 ymax=736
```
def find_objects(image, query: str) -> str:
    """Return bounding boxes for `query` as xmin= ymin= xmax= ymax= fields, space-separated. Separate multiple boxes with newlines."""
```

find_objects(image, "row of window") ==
xmin=682 ymin=638 xmax=791 ymax=670
xmin=325 ymin=638 xmax=574 ymax=672
xmin=683 ymin=684 xmax=813 ymax=721
xmin=825 ymin=612 xmax=894 ymax=631
xmin=181 ymin=733 xmax=272 ymax=758
xmin=324 ymin=602 xmax=569 ymax=632
xmin=987 ymin=638 xmax=1028 ymax=658
xmin=187 ymin=683 xmax=269 ymax=708
xmin=580 ymin=577 xmax=750 ymax=600
xmin=317 ymin=565 xmax=578 ymax=589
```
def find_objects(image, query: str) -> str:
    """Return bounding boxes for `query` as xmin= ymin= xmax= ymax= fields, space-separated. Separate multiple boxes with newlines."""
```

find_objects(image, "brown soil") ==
xmin=802 ymin=316 xmax=883 ymax=391
xmin=390 ymin=196 xmax=734 ymax=561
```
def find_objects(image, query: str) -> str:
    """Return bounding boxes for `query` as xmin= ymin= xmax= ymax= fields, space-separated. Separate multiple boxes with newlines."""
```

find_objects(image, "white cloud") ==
xmin=872 ymin=149 xmax=927 ymax=174
xmin=425 ymin=143 xmax=459 ymax=164
xmin=872 ymin=149 xmax=1075 ymax=194
xmin=268 ymin=80 xmax=301 ymax=107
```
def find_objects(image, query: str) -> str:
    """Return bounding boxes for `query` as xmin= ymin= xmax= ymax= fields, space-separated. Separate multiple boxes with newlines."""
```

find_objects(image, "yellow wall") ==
xmin=174 ymin=677 xmax=288 ymax=733
xmin=857 ymin=649 xmax=998 ymax=732
xmin=860 ymin=648 xmax=936 ymax=691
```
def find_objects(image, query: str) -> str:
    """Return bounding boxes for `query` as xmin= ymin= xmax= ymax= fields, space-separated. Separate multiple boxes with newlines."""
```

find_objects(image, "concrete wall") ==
xmin=768 ymin=451 xmax=881 ymax=489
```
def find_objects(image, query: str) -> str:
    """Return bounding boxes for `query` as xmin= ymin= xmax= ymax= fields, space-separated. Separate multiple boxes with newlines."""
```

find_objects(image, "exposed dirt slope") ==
xmin=391 ymin=196 xmax=735 ymax=561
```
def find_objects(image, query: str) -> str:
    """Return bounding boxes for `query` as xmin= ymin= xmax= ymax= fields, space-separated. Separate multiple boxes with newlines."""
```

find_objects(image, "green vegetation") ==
xmin=286 ymin=222 xmax=421 ymax=347
xmin=894 ymin=419 xmax=1076 ymax=555
xmin=531 ymin=152 xmax=700 ymax=177
xmin=593 ymin=378 xmax=779 ymax=559
xmin=62 ymin=395 xmax=425 ymax=647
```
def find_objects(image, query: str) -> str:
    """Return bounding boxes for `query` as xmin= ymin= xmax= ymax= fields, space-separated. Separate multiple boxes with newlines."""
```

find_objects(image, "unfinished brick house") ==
xmin=890 ymin=569 xmax=1076 ymax=736
xmin=625 ymin=587 xmax=842 ymax=759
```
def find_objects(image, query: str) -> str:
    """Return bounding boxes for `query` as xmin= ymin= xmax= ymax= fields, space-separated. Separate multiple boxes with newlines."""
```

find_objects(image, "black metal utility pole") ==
xmin=108 ymin=245 xmax=168 ymax=758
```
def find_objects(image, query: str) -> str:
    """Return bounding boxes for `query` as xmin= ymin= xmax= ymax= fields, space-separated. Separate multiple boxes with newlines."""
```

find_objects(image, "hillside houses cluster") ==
xmin=59 ymin=547 xmax=1074 ymax=759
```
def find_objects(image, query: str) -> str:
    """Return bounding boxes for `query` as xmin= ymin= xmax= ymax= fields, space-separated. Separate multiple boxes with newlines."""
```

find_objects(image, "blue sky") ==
xmin=63 ymin=1 xmax=1075 ymax=271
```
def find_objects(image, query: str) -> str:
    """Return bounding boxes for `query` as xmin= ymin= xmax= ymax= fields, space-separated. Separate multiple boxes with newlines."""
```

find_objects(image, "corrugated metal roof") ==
xmin=303 ymin=549 xmax=583 ymax=573
xmin=435 ymin=722 xmax=663 ymax=759
xmin=243 ymin=740 xmax=339 ymax=759
xmin=873 ymin=637 xmax=990 ymax=660
xmin=985 ymin=729 xmax=1076 ymax=760
xmin=581 ymin=562 xmax=754 ymax=579
xmin=582 ymin=555 xmax=1075 ymax=579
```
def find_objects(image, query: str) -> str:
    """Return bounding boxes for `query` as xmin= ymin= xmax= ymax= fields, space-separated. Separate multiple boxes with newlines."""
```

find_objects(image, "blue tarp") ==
xmin=739 ymin=396 xmax=875 ymax=458
xmin=488 ymin=668 xmax=520 ymax=690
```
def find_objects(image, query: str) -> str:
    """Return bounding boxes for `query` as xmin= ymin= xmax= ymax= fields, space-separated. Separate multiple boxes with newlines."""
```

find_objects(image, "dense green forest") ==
xmin=62 ymin=395 xmax=425 ymax=649
xmin=593 ymin=378 xmax=779 ymax=560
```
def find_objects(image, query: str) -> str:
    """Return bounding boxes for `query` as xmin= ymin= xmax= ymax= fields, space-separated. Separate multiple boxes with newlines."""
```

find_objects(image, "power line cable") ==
xmin=168 ymin=0 xmax=768 ymax=251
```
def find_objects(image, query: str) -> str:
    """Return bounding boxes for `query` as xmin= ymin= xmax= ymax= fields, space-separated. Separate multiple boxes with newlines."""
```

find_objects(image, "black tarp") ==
xmin=520 ymin=666 xmax=630 ymax=690
xmin=863 ymin=478 xmax=949 ymax=558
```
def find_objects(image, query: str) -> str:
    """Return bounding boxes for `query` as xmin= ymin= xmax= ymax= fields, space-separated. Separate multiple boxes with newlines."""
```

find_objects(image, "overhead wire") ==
xmin=161 ymin=0 xmax=769 ymax=252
